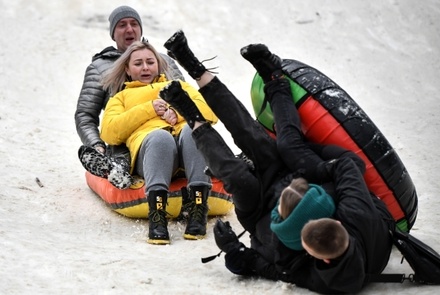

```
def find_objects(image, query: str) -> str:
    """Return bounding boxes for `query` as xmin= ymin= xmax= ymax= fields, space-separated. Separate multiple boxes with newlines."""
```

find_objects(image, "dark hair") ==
xmin=301 ymin=218 xmax=349 ymax=259
xmin=279 ymin=177 xmax=309 ymax=219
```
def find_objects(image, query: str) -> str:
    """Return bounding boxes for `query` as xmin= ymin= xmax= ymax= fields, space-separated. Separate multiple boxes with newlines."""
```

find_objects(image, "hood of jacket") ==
xmin=92 ymin=46 xmax=121 ymax=62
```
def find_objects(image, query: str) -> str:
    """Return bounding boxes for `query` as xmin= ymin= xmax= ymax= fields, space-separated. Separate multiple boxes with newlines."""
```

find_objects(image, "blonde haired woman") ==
xmin=101 ymin=41 xmax=217 ymax=245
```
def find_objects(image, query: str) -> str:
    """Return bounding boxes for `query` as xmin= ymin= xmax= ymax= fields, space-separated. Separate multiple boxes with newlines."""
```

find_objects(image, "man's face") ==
xmin=113 ymin=17 xmax=142 ymax=52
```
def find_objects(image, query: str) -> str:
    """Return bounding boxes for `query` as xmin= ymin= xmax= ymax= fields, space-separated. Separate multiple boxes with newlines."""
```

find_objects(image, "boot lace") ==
xmin=188 ymin=202 xmax=209 ymax=223
xmin=198 ymin=56 xmax=219 ymax=75
xmin=149 ymin=209 xmax=171 ymax=223
xmin=167 ymin=50 xmax=219 ymax=79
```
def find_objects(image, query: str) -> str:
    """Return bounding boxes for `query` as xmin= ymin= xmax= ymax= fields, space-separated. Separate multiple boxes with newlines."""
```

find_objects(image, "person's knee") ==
xmin=332 ymin=149 xmax=365 ymax=173
xmin=141 ymin=129 xmax=177 ymax=156
xmin=277 ymin=141 xmax=290 ymax=157
xmin=277 ymin=141 xmax=302 ymax=163
xmin=147 ymin=129 xmax=174 ymax=144
xmin=345 ymin=151 xmax=365 ymax=172
xmin=180 ymin=124 xmax=192 ymax=137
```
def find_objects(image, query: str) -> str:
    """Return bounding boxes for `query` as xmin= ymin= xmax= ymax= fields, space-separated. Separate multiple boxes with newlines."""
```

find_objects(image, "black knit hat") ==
xmin=108 ymin=6 xmax=143 ymax=40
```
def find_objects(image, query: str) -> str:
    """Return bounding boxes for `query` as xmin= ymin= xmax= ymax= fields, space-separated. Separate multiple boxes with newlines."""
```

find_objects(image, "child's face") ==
xmin=277 ymin=197 xmax=283 ymax=217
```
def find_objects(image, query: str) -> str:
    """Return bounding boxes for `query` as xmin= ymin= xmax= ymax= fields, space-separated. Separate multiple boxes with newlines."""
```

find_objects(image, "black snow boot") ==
xmin=159 ymin=80 xmax=206 ymax=129
xmin=164 ymin=30 xmax=207 ymax=80
xmin=147 ymin=190 xmax=170 ymax=245
xmin=78 ymin=145 xmax=133 ymax=190
xmin=240 ymin=43 xmax=283 ymax=83
xmin=184 ymin=185 xmax=210 ymax=240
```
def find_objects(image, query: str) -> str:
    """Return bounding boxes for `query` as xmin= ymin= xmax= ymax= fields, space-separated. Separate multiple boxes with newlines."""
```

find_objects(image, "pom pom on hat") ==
xmin=270 ymin=184 xmax=335 ymax=250
xmin=108 ymin=6 xmax=143 ymax=40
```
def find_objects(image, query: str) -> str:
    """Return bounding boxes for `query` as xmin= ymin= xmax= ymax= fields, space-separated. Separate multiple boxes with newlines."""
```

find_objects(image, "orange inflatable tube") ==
xmin=85 ymin=172 xmax=233 ymax=219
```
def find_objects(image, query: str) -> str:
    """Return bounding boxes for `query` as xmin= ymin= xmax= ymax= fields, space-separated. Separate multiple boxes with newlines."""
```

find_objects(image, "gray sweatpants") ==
xmin=134 ymin=125 xmax=211 ymax=195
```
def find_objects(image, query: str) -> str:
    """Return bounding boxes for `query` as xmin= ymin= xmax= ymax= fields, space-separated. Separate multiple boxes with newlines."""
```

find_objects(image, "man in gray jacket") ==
xmin=75 ymin=6 xmax=183 ymax=189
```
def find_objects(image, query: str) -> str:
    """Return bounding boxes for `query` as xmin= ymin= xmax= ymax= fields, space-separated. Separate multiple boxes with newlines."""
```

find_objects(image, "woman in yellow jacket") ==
xmin=100 ymin=41 xmax=218 ymax=245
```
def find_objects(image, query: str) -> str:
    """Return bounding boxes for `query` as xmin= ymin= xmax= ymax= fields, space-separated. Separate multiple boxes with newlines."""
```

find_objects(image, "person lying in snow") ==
xmin=159 ymin=30 xmax=394 ymax=294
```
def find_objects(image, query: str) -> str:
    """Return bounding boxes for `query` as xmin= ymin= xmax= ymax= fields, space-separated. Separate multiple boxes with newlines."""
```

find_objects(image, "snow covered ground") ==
xmin=1 ymin=0 xmax=439 ymax=294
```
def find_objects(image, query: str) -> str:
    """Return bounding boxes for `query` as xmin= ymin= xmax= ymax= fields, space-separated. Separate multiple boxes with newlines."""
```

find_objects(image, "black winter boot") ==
xmin=240 ymin=44 xmax=283 ymax=83
xmin=159 ymin=80 xmax=206 ymax=129
xmin=147 ymin=190 xmax=170 ymax=245
xmin=164 ymin=30 xmax=207 ymax=80
xmin=184 ymin=185 xmax=210 ymax=240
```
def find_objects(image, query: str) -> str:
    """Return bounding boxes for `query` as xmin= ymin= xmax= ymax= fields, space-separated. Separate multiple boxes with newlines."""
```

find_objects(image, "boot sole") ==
xmin=79 ymin=145 xmax=112 ymax=178
xmin=147 ymin=238 xmax=170 ymax=245
xmin=183 ymin=233 xmax=206 ymax=240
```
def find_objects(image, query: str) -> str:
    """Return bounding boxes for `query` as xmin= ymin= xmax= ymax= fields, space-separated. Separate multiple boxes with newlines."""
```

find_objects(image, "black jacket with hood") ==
xmin=240 ymin=157 xmax=394 ymax=294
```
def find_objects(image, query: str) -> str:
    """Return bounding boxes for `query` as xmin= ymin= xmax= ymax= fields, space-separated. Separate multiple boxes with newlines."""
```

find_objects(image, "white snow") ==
xmin=1 ymin=0 xmax=439 ymax=294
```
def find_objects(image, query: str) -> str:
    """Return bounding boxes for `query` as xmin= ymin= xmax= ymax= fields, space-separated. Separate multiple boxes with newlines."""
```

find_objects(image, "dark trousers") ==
xmin=192 ymin=77 xmax=285 ymax=231
xmin=192 ymin=77 xmax=351 ymax=231
xmin=267 ymin=80 xmax=324 ymax=182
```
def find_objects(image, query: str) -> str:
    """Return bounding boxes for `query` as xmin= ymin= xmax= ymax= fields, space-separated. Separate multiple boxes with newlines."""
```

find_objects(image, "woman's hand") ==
xmin=161 ymin=108 xmax=178 ymax=126
xmin=153 ymin=98 xmax=168 ymax=116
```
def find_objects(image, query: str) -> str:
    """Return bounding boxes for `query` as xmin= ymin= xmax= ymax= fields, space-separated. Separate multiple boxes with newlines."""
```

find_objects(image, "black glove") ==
xmin=224 ymin=245 xmax=257 ymax=276
xmin=214 ymin=219 xmax=241 ymax=253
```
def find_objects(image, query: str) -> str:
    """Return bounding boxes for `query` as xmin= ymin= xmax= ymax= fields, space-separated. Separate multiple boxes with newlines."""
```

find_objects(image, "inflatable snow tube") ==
xmin=85 ymin=172 xmax=233 ymax=219
xmin=251 ymin=59 xmax=418 ymax=232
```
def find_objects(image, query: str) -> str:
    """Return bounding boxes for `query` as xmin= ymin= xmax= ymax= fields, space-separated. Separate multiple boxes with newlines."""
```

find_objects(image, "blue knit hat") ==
xmin=108 ymin=6 xmax=143 ymax=40
xmin=270 ymin=184 xmax=335 ymax=250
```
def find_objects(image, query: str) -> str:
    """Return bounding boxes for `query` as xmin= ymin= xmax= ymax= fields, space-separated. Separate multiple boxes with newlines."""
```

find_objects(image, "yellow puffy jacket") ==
xmin=100 ymin=76 xmax=217 ymax=173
